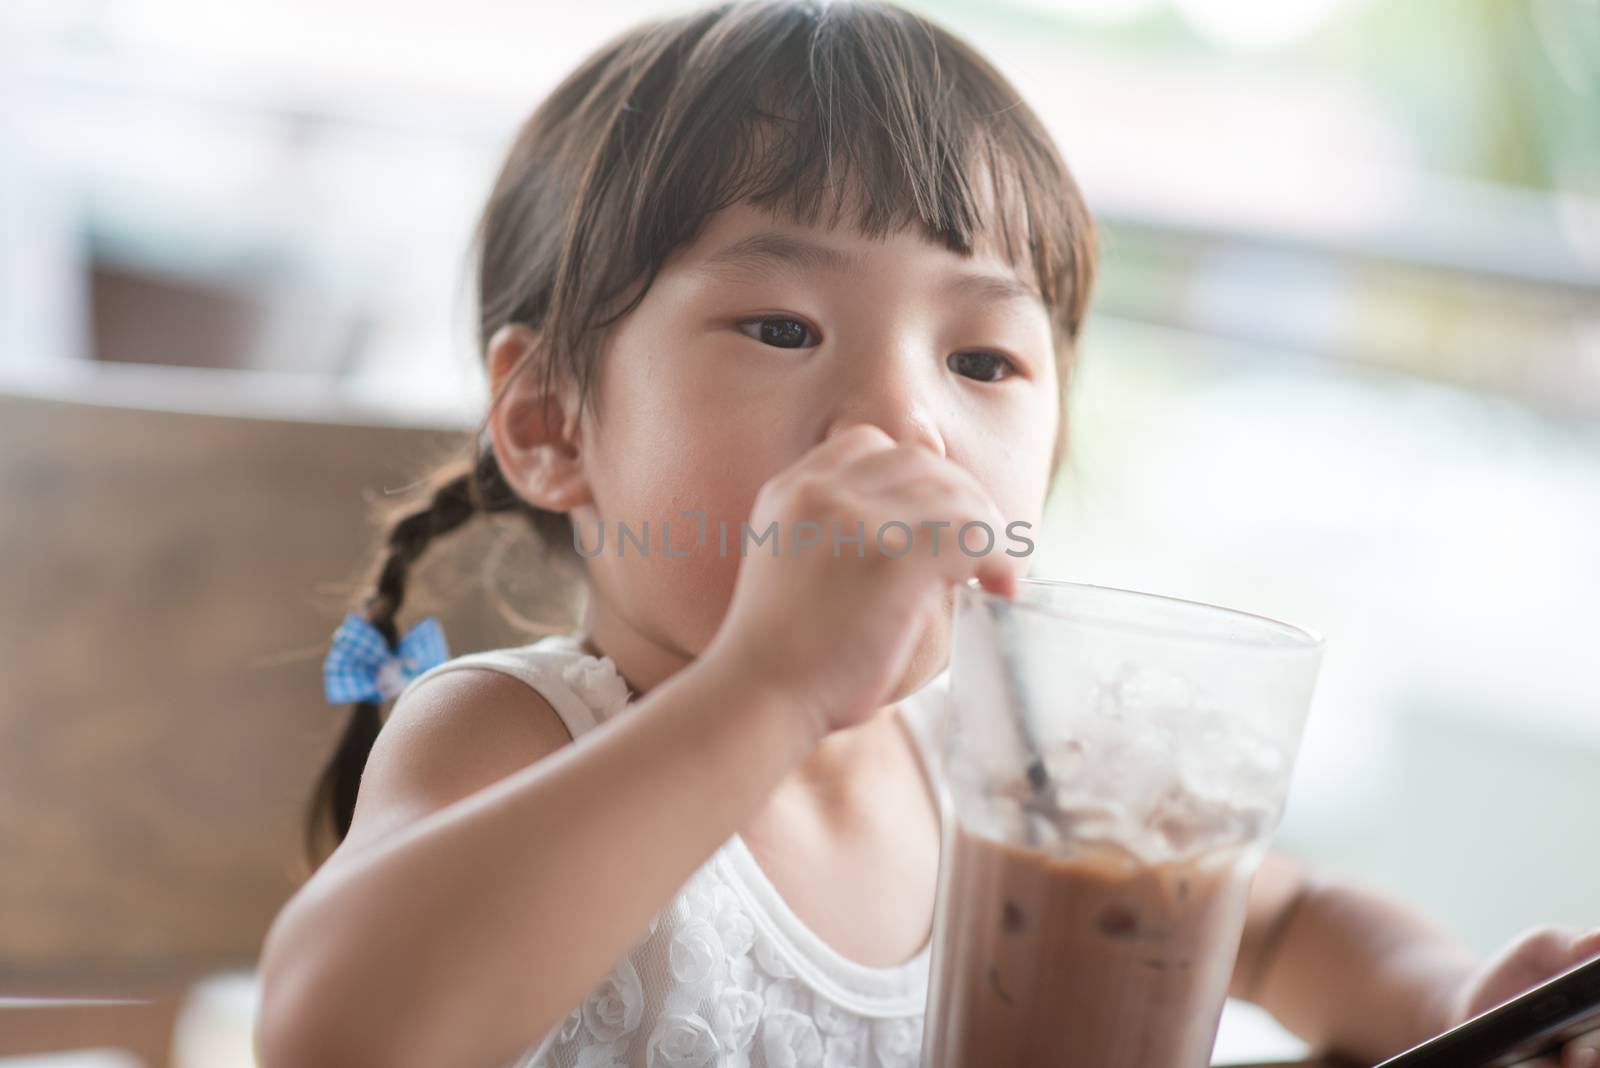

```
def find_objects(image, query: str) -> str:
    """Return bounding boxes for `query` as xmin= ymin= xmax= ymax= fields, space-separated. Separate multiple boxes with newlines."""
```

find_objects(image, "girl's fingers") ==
xmin=1516 ymin=927 xmax=1587 ymax=994
xmin=971 ymin=555 xmax=1020 ymax=599
xmin=1565 ymin=1033 xmax=1599 ymax=1068
xmin=809 ymin=422 xmax=897 ymax=471
xmin=1571 ymin=928 xmax=1600 ymax=963
xmin=764 ymin=423 xmax=898 ymax=499
xmin=1522 ymin=930 xmax=1600 ymax=1068
xmin=1551 ymin=928 xmax=1600 ymax=1043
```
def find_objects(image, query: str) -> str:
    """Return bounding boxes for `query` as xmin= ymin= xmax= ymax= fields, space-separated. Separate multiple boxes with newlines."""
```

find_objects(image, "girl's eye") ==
xmin=947 ymin=350 xmax=1017 ymax=383
xmin=737 ymin=316 xmax=818 ymax=349
xmin=734 ymin=320 xmax=1018 ymax=383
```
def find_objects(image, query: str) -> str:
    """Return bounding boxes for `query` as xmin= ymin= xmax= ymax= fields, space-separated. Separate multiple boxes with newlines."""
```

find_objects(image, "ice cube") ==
xmin=1043 ymin=737 xmax=1088 ymax=783
xmin=1175 ymin=708 xmax=1287 ymax=814
xmin=1090 ymin=661 xmax=1201 ymax=721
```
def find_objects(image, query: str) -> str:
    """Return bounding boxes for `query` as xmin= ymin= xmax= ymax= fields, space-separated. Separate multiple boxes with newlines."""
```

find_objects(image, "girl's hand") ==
xmin=703 ymin=422 xmax=1020 ymax=742
xmin=1437 ymin=926 xmax=1600 ymax=1068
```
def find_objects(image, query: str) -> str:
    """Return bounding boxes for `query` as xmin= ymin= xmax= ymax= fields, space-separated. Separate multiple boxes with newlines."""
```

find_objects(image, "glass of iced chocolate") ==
xmin=921 ymin=579 xmax=1324 ymax=1068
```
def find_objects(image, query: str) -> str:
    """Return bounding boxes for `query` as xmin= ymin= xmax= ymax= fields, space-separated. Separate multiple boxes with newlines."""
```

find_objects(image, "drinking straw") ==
xmin=992 ymin=596 xmax=1057 ymax=847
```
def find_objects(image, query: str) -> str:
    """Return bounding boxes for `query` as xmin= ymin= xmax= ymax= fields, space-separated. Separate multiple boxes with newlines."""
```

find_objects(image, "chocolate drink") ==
xmin=922 ymin=821 xmax=1258 ymax=1068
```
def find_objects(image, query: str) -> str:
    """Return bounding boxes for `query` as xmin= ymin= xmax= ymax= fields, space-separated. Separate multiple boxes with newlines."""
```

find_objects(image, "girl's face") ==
xmin=571 ymin=198 xmax=1060 ymax=698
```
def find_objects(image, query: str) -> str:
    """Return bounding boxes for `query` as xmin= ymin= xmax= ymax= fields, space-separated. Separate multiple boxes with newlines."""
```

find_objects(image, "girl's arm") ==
xmin=259 ymin=424 xmax=1018 ymax=1068
xmin=1231 ymin=851 xmax=1480 ymax=1063
xmin=256 ymin=653 xmax=821 ymax=1068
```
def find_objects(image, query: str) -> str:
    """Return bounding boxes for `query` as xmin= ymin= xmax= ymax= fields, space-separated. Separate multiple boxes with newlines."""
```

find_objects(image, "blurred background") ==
xmin=2 ymin=0 xmax=1596 ymax=1064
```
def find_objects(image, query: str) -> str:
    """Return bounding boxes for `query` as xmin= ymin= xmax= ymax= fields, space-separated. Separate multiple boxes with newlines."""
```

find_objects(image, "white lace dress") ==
xmin=392 ymin=633 xmax=951 ymax=1068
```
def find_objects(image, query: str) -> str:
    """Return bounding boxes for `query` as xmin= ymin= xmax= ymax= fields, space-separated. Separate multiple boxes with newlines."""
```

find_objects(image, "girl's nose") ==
xmin=823 ymin=394 xmax=946 ymax=458
xmin=822 ymin=337 xmax=949 ymax=456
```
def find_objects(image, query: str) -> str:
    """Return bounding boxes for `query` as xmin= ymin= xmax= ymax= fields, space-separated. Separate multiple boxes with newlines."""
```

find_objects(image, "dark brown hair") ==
xmin=304 ymin=0 xmax=1099 ymax=868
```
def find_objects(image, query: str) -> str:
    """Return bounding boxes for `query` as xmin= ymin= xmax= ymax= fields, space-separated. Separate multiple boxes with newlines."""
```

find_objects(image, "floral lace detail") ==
xmin=583 ymin=957 xmax=645 ymax=1043
xmin=761 ymin=1011 xmax=822 ymax=1068
xmin=867 ymin=1018 xmax=923 ymax=1068
xmin=711 ymin=989 xmax=764 ymax=1063
xmin=821 ymin=1024 xmax=870 ymax=1068
xmin=521 ymin=850 xmax=923 ymax=1068
xmin=513 ymin=640 xmax=931 ymax=1068
xmin=646 ymin=1012 xmax=720 ymax=1068
xmin=561 ymin=653 xmax=632 ymax=719
xmin=575 ymin=1039 xmax=632 ymax=1068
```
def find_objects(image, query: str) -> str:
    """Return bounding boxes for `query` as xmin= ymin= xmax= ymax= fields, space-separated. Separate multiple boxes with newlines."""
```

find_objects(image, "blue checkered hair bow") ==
xmin=323 ymin=612 xmax=450 ymax=705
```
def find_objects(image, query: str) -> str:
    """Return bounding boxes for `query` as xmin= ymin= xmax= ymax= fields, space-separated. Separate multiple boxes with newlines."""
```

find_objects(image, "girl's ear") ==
xmin=486 ymin=323 xmax=591 ymax=512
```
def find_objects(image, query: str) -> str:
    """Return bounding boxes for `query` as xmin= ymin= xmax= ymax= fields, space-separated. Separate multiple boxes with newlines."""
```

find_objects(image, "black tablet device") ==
xmin=1373 ymin=953 xmax=1600 ymax=1068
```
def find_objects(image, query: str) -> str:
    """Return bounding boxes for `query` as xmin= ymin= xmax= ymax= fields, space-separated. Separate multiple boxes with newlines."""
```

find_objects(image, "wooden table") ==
xmin=0 ymin=994 xmax=184 ymax=1064
xmin=1225 ymin=1061 xmax=1360 ymax=1067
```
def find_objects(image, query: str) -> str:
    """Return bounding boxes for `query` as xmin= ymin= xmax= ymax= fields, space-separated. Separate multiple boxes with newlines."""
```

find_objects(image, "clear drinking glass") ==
xmin=921 ymin=578 xmax=1324 ymax=1068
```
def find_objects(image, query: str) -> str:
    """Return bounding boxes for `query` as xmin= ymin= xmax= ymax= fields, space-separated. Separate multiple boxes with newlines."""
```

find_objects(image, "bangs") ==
xmin=481 ymin=0 xmax=1097 ymax=480
xmin=600 ymin=0 xmax=1096 ymax=346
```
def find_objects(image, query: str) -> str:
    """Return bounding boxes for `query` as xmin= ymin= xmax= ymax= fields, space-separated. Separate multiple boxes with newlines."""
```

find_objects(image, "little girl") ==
xmin=257 ymin=3 xmax=1600 ymax=1067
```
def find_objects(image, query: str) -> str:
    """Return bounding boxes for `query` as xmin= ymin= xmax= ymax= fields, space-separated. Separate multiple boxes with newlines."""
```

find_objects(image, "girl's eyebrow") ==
xmin=696 ymin=231 xmax=1044 ymax=310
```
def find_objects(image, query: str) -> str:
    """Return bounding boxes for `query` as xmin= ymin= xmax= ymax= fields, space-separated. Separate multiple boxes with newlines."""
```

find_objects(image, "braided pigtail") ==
xmin=302 ymin=444 xmax=561 ymax=869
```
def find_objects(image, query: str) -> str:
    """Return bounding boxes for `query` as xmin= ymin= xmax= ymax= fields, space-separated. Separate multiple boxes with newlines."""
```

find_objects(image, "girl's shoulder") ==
xmin=333 ymin=636 xmax=616 ymax=862
xmin=393 ymin=632 xmax=635 ymax=742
